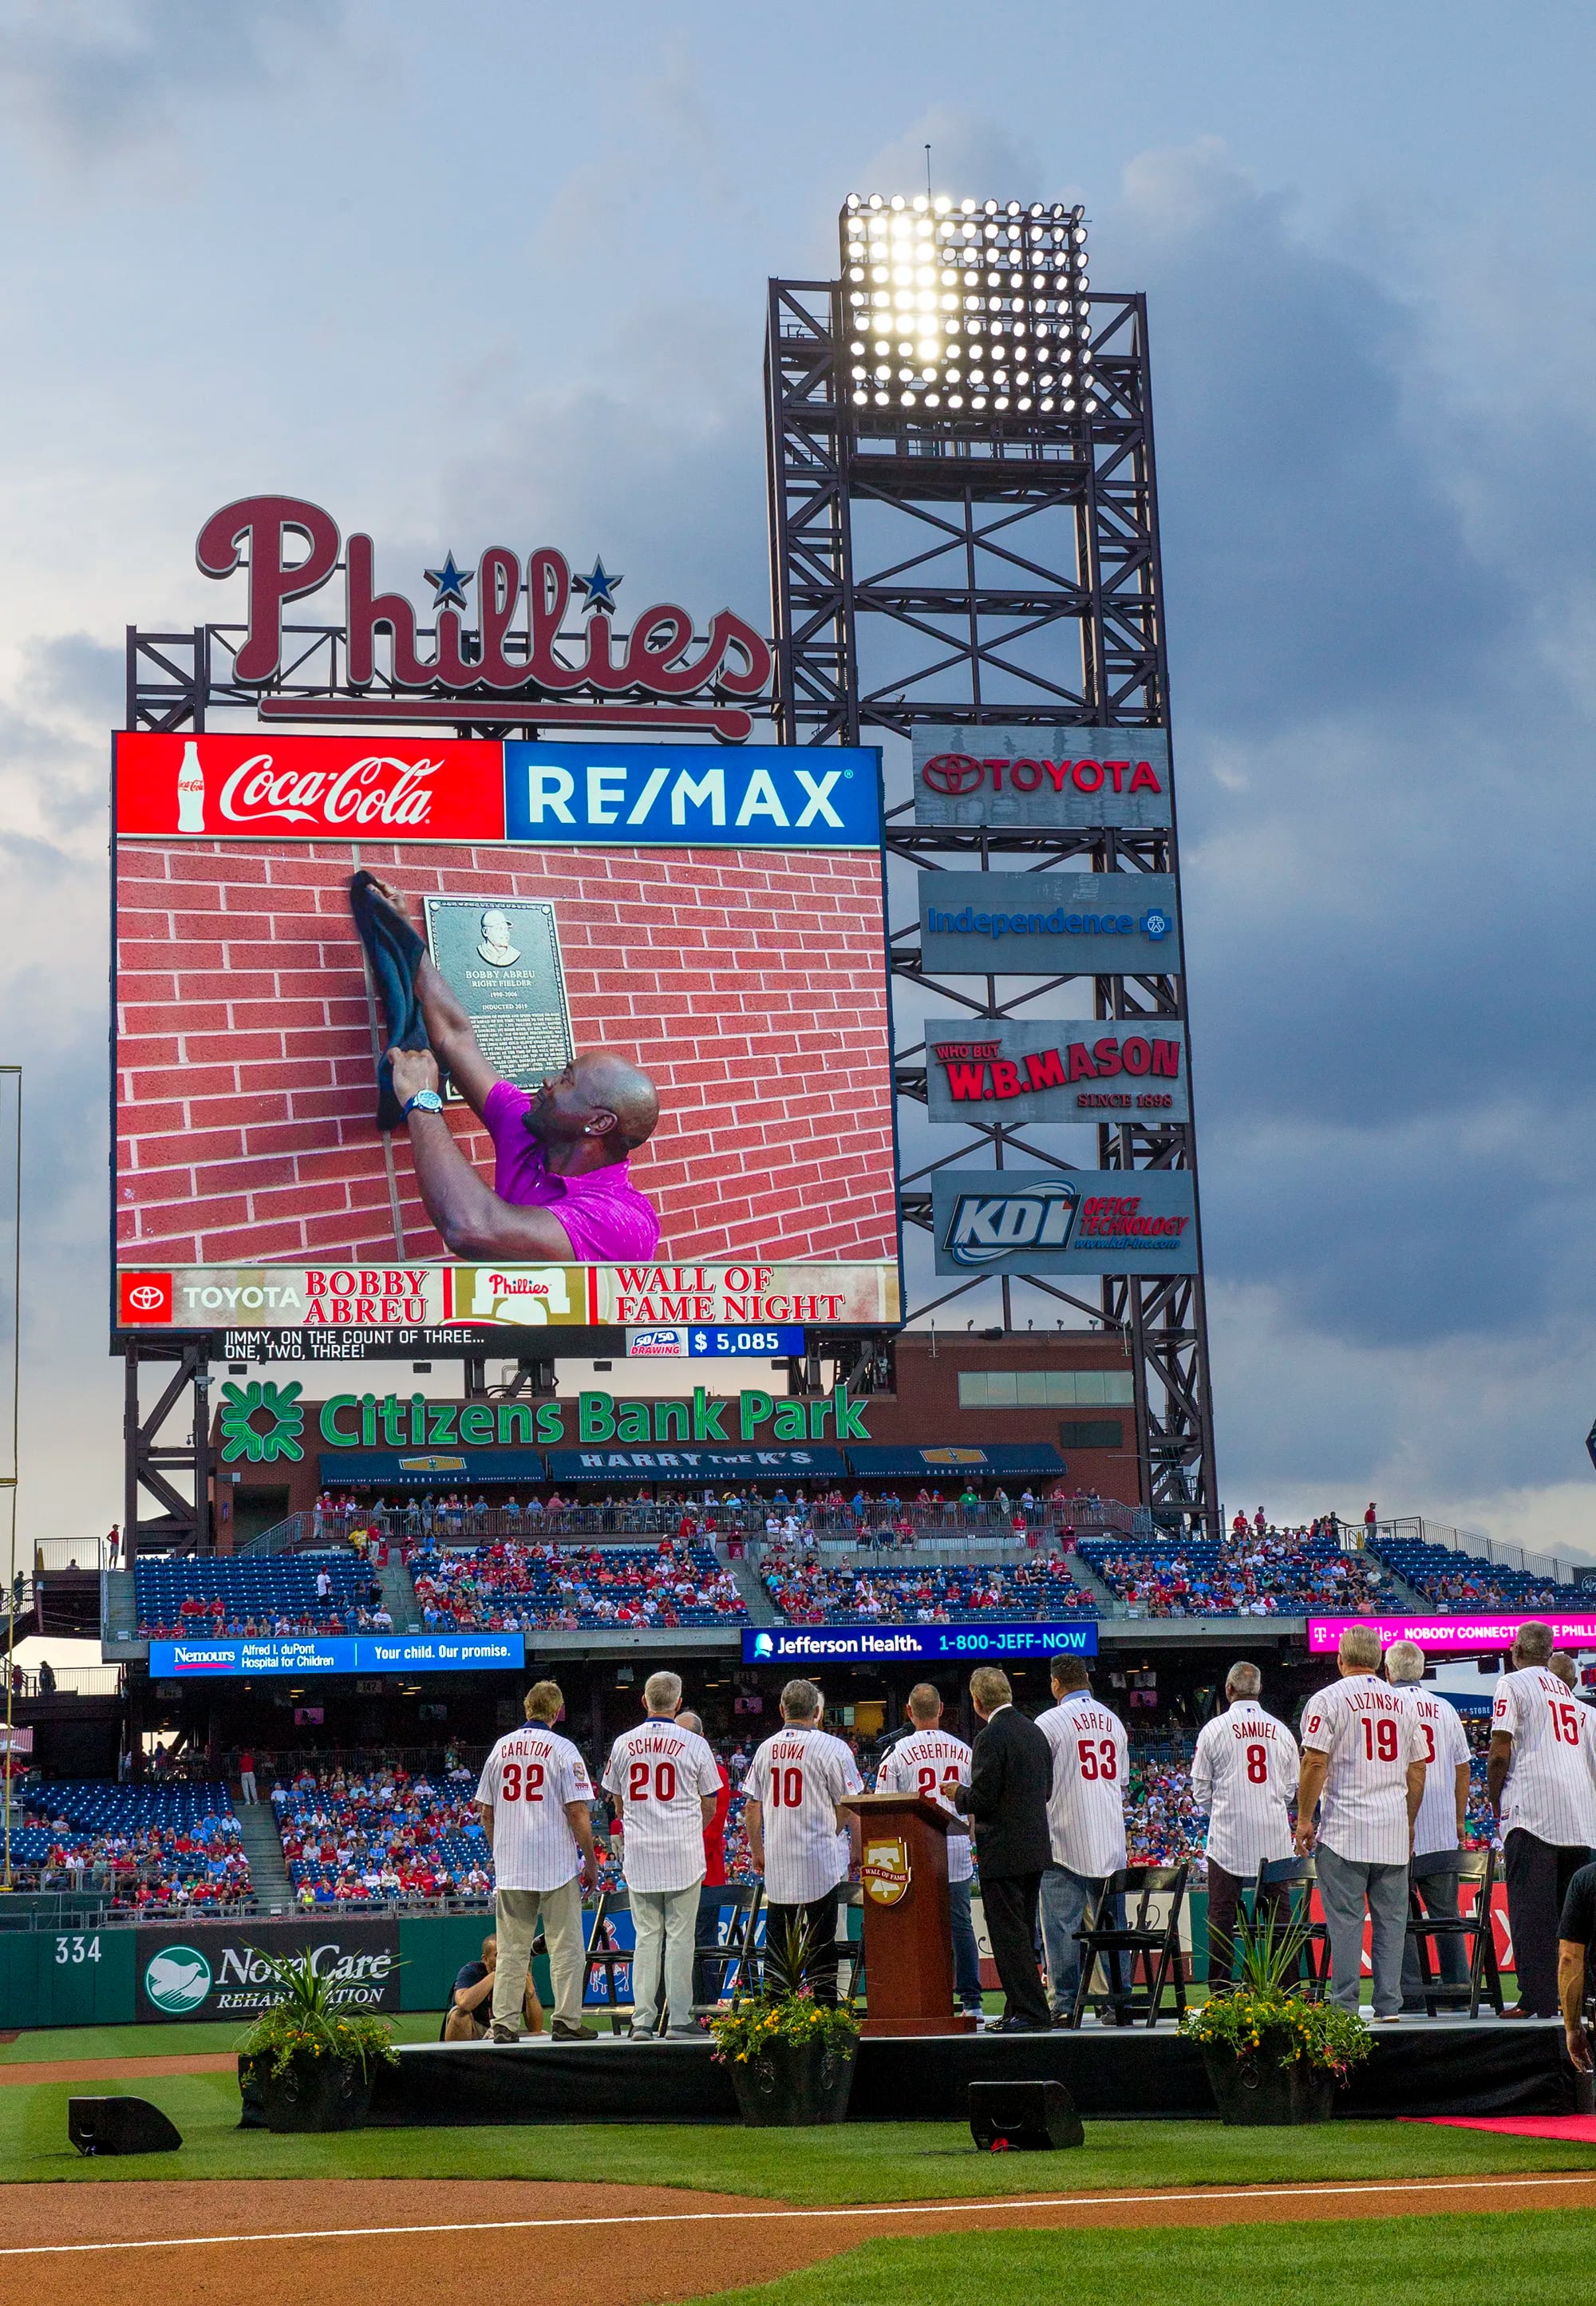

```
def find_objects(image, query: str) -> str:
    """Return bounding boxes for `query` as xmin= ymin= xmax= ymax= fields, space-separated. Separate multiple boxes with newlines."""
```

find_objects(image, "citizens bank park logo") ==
xmin=943 ymin=1180 xmax=1080 ymax=1268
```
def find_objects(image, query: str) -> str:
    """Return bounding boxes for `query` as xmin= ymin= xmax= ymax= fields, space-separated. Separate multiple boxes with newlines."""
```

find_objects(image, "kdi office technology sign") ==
xmin=919 ymin=873 xmax=1179 ymax=975
xmin=931 ymin=1169 xmax=1199 ymax=1277
xmin=744 ymin=1622 xmax=1098 ymax=1664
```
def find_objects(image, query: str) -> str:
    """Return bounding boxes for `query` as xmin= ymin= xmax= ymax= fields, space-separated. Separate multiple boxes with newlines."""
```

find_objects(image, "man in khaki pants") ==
xmin=476 ymin=1679 xmax=600 ymax=2042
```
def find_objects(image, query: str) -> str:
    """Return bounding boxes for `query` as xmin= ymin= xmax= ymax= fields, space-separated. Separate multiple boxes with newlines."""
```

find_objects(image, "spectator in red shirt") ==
xmin=679 ymin=1708 xmax=731 ymax=2005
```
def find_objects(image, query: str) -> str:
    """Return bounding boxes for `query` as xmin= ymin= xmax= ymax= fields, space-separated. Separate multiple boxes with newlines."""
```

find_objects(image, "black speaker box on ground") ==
xmin=968 ymin=2079 xmax=1084 ymax=2151
xmin=68 ymin=2097 xmax=183 ymax=2156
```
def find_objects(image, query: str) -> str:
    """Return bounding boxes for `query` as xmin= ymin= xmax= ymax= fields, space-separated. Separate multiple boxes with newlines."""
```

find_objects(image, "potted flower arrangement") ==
xmin=1179 ymin=1920 xmax=1372 ymax=2126
xmin=237 ymin=1948 xmax=399 ymax=2134
xmin=708 ymin=1921 xmax=860 ymax=2128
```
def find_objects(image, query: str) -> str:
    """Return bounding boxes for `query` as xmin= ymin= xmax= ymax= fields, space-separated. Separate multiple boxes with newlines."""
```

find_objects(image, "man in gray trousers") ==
xmin=1295 ymin=1624 xmax=1427 ymax=2022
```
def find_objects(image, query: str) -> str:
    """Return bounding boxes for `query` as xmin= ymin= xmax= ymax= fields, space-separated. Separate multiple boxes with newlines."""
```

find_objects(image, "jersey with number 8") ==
xmin=476 ymin=1723 xmax=594 ymax=1892
xmin=1492 ymin=1666 xmax=1596 ymax=1847
xmin=1190 ymin=1695 xmax=1300 ymax=1877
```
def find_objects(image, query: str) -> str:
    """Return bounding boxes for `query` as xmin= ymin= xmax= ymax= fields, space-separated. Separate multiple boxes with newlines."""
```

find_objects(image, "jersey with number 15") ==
xmin=476 ymin=1723 xmax=595 ymax=1893
xmin=1493 ymin=1667 xmax=1596 ymax=1847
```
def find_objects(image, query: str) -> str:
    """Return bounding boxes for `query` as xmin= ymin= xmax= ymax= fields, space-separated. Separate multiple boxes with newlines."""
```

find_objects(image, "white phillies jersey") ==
xmin=1396 ymin=1686 xmax=1472 ymax=1859
xmin=875 ymin=1727 xmax=974 ymax=1885
xmin=1300 ymin=1673 xmax=1425 ymax=1865
xmin=1493 ymin=1667 xmax=1596 ymax=1847
xmin=476 ymin=1722 xmax=595 ymax=1892
xmin=1036 ymin=1691 xmax=1128 ymax=1878
xmin=744 ymin=1724 xmax=863 ymax=1904
xmin=602 ymin=1719 xmax=722 ymax=1893
xmin=1190 ymin=1698 xmax=1299 ymax=1877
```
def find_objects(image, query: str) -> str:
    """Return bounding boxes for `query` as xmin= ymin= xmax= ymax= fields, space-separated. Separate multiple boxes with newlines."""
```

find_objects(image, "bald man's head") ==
xmin=527 ymin=1050 xmax=659 ymax=1160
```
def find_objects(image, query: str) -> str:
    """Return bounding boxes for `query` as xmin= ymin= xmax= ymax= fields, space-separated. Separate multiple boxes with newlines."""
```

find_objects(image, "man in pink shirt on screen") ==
xmin=371 ymin=876 xmax=661 ymax=1264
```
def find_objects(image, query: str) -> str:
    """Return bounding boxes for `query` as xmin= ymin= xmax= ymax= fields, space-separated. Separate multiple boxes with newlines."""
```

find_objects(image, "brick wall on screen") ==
xmin=116 ymin=839 xmax=898 ymax=1268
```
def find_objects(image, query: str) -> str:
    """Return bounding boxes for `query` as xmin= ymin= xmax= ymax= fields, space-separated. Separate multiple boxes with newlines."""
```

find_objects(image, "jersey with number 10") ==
xmin=475 ymin=1723 xmax=595 ymax=1892
xmin=1190 ymin=1697 xmax=1299 ymax=1877
xmin=1493 ymin=1667 xmax=1596 ymax=1847
xmin=875 ymin=1728 xmax=974 ymax=1884
xmin=744 ymin=1724 xmax=863 ymax=1904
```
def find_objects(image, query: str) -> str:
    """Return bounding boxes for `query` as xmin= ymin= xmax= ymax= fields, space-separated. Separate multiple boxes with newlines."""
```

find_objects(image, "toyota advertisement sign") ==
xmin=930 ymin=1169 xmax=1199 ymax=1276
xmin=925 ymin=1016 xmax=1188 ymax=1126
xmin=913 ymin=725 xmax=1171 ymax=830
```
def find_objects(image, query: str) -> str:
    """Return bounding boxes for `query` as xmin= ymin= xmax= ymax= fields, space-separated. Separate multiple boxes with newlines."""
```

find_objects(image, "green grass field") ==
xmin=679 ymin=2211 xmax=1596 ymax=2306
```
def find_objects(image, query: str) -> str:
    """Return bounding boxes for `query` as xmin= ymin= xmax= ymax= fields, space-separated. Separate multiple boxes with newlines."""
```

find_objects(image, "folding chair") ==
xmin=1069 ymin=1863 xmax=1189 ymax=2028
xmin=1407 ymin=1848 xmax=1503 ymax=2019
xmin=583 ymin=1885 xmax=634 ymax=2032
xmin=1248 ymin=1857 xmax=1332 ymax=1997
xmin=691 ymin=1881 xmax=762 ymax=2011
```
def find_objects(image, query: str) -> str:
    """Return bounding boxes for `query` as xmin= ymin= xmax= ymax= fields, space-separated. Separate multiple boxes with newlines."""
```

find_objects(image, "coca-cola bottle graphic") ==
xmin=176 ymin=740 xmax=206 ymax=833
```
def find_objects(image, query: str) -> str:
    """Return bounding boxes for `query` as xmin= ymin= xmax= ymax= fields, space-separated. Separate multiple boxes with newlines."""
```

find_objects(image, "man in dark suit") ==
xmin=954 ymin=1665 xmax=1053 ymax=2031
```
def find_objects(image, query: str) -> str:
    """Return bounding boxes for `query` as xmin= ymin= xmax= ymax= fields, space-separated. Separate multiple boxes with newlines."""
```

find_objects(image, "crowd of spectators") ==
xmin=760 ymin=1549 xmax=1097 ymax=1623
xmin=1363 ymin=1529 xmax=1566 ymax=1614
xmin=10 ymin=1779 xmax=252 ymax=1907
xmin=133 ymin=1553 xmax=385 ymax=1642
xmin=1079 ymin=1519 xmax=1389 ymax=1617
xmin=409 ymin=1537 xmax=747 ymax=1632
xmin=271 ymin=1759 xmax=496 ymax=1905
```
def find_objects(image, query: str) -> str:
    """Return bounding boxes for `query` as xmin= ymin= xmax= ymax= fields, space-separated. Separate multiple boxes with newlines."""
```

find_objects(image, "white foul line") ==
xmin=4 ymin=2170 xmax=1596 ymax=2259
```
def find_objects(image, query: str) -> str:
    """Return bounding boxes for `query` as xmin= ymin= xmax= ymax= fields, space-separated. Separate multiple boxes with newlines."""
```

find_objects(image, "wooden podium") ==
xmin=840 ymin=1791 xmax=978 ymax=2036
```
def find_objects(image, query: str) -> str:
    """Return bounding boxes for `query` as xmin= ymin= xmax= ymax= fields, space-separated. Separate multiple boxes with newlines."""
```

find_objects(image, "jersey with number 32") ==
xmin=476 ymin=1724 xmax=594 ymax=1892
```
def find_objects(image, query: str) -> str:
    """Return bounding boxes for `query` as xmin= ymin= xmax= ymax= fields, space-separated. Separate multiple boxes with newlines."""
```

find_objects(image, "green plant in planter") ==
xmin=238 ymin=1948 xmax=400 ymax=2081
xmin=1180 ymin=1916 xmax=1373 ymax=2083
xmin=709 ymin=1919 xmax=861 ymax=2126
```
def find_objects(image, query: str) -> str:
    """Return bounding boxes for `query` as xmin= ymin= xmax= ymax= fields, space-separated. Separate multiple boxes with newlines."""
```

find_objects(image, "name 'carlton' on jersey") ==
xmin=744 ymin=1724 xmax=863 ymax=1905
xmin=1299 ymin=1674 xmax=1425 ymax=1865
xmin=1190 ymin=1697 xmax=1300 ymax=1876
xmin=875 ymin=1728 xmax=974 ymax=1885
xmin=602 ymin=1719 xmax=723 ymax=1893
xmin=476 ymin=1722 xmax=595 ymax=1892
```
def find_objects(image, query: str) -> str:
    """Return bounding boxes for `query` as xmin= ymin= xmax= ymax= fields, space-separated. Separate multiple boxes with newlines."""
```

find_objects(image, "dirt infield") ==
xmin=5 ymin=2170 xmax=1596 ymax=2306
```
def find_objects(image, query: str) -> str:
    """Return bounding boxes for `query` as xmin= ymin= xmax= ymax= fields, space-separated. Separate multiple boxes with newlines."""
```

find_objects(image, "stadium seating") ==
xmin=1077 ymin=1529 xmax=1387 ymax=1617
xmin=1362 ymin=1532 xmax=1566 ymax=1613
xmin=134 ymin=1551 xmax=370 ymax=1639
xmin=409 ymin=1539 xmax=748 ymax=1631
xmin=271 ymin=1764 xmax=496 ymax=1904
xmin=760 ymin=1552 xmax=1096 ymax=1622
xmin=13 ymin=1778 xmax=251 ymax=1906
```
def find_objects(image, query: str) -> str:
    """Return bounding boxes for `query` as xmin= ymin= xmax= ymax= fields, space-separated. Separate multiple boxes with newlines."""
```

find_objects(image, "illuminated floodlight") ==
xmin=840 ymin=195 xmax=1093 ymax=421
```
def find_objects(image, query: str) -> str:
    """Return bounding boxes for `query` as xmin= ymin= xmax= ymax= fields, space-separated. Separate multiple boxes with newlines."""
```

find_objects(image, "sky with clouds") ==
xmin=2 ymin=0 xmax=1594 ymax=1555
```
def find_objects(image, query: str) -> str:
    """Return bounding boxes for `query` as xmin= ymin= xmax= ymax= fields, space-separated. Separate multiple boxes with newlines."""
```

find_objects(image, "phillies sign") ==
xmin=193 ymin=495 xmax=772 ymax=740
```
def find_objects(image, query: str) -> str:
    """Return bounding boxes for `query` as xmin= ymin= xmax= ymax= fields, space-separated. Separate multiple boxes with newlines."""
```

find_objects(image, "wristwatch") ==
xmin=402 ymin=1090 xmax=444 ymax=1117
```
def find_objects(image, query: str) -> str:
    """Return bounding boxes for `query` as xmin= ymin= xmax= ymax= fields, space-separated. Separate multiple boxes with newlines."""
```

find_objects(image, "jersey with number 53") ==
xmin=476 ymin=1723 xmax=594 ymax=1892
xmin=1300 ymin=1673 xmax=1424 ymax=1865
xmin=1493 ymin=1667 xmax=1596 ymax=1847
xmin=1035 ymin=1692 xmax=1128 ymax=1877
xmin=1191 ymin=1698 xmax=1299 ymax=1877
xmin=875 ymin=1728 xmax=974 ymax=1884
xmin=744 ymin=1724 xmax=863 ymax=1904
xmin=602 ymin=1720 xmax=723 ymax=1893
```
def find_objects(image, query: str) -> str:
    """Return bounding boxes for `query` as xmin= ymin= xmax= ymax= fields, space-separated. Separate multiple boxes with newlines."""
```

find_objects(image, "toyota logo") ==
xmin=920 ymin=754 xmax=985 ymax=796
xmin=128 ymin=1284 xmax=165 ymax=1311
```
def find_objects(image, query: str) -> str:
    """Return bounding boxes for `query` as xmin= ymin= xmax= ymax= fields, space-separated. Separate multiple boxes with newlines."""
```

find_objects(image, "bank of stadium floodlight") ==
xmin=840 ymin=192 xmax=1096 ymax=417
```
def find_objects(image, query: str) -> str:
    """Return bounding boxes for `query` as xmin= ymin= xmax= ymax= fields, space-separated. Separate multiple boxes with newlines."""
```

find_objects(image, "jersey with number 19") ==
xmin=1190 ymin=1697 xmax=1300 ymax=1877
xmin=1299 ymin=1673 xmax=1424 ymax=1865
xmin=875 ymin=1728 xmax=974 ymax=1884
xmin=602 ymin=1719 xmax=723 ymax=1893
xmin=1493 ymin=1667 xmax=1596 ymax=1847
xmin=476 ymin=1723 xmax=595 ymax=1892
xmin=744 ymin=1724 xmax=863 ymax=1904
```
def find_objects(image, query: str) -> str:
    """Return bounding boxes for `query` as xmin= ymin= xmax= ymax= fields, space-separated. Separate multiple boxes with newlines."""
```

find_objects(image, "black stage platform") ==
xmin=369 ymin=2018 xmax=1584 ymax=2128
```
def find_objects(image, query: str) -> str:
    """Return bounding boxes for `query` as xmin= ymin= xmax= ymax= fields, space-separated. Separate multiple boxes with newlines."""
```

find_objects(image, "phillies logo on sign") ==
xmin=120 ymin=1272 xmax=174 ymax=1324
xmin=115 ymin=734 xmax=508 ymax=842
xmin=193 ymin=496 xmax=773 ymax=740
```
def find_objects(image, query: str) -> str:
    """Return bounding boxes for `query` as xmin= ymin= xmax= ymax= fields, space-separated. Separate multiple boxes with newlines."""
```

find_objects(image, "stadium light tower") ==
xmin=764 ymin=193 xmax=1219 ymax=1535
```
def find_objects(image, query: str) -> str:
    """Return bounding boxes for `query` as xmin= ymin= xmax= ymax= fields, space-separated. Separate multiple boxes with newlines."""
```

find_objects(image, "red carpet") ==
xmin=1413 ymin=2114 xmax=1596 ymax=2142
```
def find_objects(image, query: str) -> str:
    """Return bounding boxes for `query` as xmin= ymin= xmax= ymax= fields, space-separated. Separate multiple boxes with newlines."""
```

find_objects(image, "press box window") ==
xmin=958 ymin=1370 xmax=1135 ymax=1408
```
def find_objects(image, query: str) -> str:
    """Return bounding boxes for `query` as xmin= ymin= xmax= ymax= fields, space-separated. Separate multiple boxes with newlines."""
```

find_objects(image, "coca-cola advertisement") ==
xmin=113 ymin=730 xmax=900 ymax=1334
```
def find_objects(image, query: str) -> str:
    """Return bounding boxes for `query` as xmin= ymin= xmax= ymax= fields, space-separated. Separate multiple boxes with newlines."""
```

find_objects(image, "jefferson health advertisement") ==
xmin=113 ymin=734 xmax=900 ymax=1342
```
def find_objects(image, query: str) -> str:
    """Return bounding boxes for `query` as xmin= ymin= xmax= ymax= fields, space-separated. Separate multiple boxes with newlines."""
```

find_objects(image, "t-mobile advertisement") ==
xmin=1307 ymin=1612 xmax=1596 ymax=1656
xmin=113 ymin=734 xmax=900 ymax=1344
